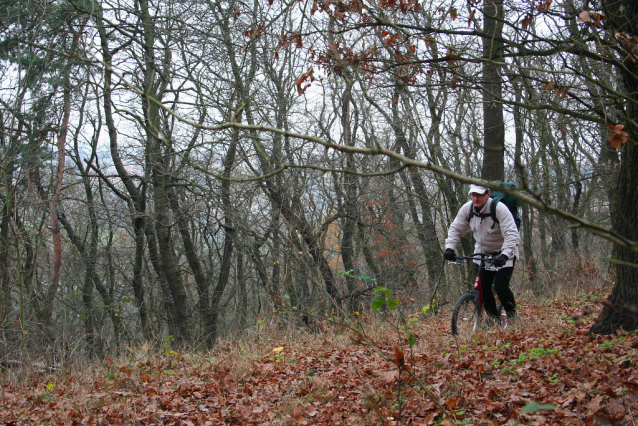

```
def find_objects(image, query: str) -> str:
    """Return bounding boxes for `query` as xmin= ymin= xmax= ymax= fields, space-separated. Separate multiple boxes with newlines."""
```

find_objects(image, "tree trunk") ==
xmin=40 ymin=28 xmax=81 ymax=327
xmin=590 ymin=0 xmax=638 ymax=334
xmin=0 ymin=154 xmax=15 ymax=322
xmin=338 ymin=81 xmax=360 ymax=304
xmin=208 ymin=128 xmax=239 ymax=345
xmin=167 ymin=188 xmax=212 ymax=343
xmin=481 ymin=0 xmax=505 ymax=181
xmin=97 ymin=15 xmax=151 ymax=341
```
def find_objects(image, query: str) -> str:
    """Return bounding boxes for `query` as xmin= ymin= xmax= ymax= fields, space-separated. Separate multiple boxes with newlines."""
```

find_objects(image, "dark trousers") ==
xmin=478 ymin=259 xmax=516 ymax=319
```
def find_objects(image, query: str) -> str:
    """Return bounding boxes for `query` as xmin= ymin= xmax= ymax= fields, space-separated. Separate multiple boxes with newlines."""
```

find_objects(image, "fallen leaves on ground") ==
xmin=1 ymin=293 xmax=637 ymax=425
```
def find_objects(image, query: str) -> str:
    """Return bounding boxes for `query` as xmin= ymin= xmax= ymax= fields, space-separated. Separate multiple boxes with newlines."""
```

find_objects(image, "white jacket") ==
xmin=445 ymin=198 xmax=520 ymax=268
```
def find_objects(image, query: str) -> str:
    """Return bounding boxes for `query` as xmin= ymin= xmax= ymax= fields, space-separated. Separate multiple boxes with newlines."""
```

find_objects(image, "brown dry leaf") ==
xmin=607 ymin=124 xmax=628 ymax=149
xmin=590 ymin=12 xmax=607 ymax=26
xmin=444 ymin=397 xmax=458 ymax=408
xmin=587 ymin=395 xmax=605 ymax=412
xmin=393 ymin=346 xmax=404 ymax=368
xmin=577 ymin=10 xmax=590 ymax=23
xmin=521 ymin=15 xmax=533 ymax=30
xmin=578 ymin=10 xmax=607 ymax=27
xmin=295 ymin=68 xmax=315 ymax=96
xmin=383 ymin=370 xmax=399 ymax=384
xmin=292 ymin=403 xmax=305 ymax=419
xmin=616 ymin=31 xmax=638 ymax=58
xmin=467 ymin=9 xmax=476 ymax=25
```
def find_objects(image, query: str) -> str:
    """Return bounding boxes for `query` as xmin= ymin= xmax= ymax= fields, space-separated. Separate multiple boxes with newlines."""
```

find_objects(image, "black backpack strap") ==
xmin=468 ymin=202 xmax=497 ymax=227
xmin=489 ymin=198 xmax=501 ymax=229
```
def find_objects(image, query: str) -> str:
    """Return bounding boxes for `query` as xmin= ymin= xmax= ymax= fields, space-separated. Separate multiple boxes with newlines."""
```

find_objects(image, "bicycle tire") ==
xmin=451 ymin=293 xmax=481 ymax=337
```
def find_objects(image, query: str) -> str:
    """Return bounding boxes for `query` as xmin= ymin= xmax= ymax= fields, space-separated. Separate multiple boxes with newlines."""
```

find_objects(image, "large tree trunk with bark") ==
xmin=590 ymin=0 xmax=638 ymax=335
xmin=481 ymin=0 xmax=505 ymax=181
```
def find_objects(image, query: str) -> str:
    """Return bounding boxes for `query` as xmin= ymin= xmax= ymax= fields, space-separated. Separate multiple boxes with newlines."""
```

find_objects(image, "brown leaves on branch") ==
xmin=379 ymin=30 xmax=402 ymax=46
xmin=521 ymin=14 xmax=533 ymax=30
xmin=615 ymin=31 xmax=638 ymax=62
xmin=379 ymin=0 xmax=421 ymax=13
xmin=296 ymin=68 xmax=316 ymax=95
xmin=577 ymin=10 xmax=607 ymax=28
xmin=311 ymin=0 xmax=420 ymax=17
xmin=291 ymin=32 xmax=303 ymax=48
xmin=467 ymin=9 xmax=476 ymax=26
xmin=243 ymin=22 xmax=265 ymax=38
xmin=311 ymin=0 xmax=365 ymax=20
xmin=578 ymin=12 xmax=637 ymax=62
xmin=537 ymin=0 xmax=552 ymax=12
xmin=542 ymin=80 xmax=568 ymax=98
xmin=448 ymin=7 xmax=457 ymax=21
xmin=608 ymin=124 xmax=628 ymax=149
xmin=274 ymin=32 xmax=303 ymax=60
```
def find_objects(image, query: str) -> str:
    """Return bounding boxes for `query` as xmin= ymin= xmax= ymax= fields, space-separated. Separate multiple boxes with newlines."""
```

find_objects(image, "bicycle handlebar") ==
xmin=450 ymin=253 xmax=496 ymax=266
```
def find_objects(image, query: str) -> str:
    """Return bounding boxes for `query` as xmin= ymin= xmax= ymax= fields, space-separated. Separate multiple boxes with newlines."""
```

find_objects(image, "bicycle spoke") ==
xmin=451 ymin=293 xmax=480 ymax=338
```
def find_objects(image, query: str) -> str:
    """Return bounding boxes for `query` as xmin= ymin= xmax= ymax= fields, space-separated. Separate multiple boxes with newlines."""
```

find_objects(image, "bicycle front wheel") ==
xmin=451 ymin=293 xmax=481 ymax=337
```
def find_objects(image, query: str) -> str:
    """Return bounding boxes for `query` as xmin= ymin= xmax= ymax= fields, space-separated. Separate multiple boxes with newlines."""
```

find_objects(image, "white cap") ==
xmin=468 ymin=184 xmax=489 ymax=195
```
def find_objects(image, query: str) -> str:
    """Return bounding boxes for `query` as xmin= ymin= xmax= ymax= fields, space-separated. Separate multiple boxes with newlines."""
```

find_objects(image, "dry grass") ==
xmin=2 ymin=280 xmax=606 ymax=388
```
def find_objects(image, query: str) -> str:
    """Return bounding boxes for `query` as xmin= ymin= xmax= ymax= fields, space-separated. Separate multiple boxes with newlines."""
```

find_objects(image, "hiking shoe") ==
xmin=502 ymin=312 xmax=518 ymax=329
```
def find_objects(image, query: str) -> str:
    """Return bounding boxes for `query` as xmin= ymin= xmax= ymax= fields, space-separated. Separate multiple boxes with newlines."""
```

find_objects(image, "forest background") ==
xmin=1 ymin=0 xmax=637 ymax=365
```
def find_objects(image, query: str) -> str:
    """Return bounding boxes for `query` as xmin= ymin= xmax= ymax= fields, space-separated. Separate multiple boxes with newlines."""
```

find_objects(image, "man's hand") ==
xmin=444 ymin=248 xmax=457 ymax=261
xmin=493 ymin=254 xmax=508 ymax=267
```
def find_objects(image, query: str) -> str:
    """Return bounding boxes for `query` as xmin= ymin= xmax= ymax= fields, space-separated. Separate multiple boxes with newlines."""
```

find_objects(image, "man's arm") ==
xmin=445 ymin=202 xmax=472 ymax=250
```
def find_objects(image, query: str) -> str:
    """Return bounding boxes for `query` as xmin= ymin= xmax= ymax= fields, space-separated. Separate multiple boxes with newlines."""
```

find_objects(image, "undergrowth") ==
xmin=2 ymin=289 xmax=636 ymax=425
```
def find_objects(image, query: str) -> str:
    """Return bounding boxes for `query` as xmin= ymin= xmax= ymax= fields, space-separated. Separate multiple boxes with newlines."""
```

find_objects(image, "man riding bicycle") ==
xmin=443 ymin=184 xmax=520 ymax=321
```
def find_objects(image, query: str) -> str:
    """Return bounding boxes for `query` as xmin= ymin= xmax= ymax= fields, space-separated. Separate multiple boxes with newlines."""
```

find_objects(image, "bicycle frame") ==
xmin=456 ymin=254 xmax=491 ymax=306
xmin=451 ymin=253 xmax=508 ymax=336
xmin=471 ymin=269 xmax=483 ymax=308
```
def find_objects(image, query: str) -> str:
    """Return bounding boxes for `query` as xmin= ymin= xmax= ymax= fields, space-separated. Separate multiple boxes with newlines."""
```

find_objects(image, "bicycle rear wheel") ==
xmin=451 ymin=293 xmax=481 ymax=337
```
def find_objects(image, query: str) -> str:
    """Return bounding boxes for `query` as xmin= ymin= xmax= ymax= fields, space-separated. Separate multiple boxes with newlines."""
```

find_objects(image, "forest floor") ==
xmin=1 ymin=291 xmax=637 ymax=425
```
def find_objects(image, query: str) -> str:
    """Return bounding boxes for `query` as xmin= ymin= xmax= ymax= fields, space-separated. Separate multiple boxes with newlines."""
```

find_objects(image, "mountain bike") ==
xmin=450 ymin=253 xmax=507 ymax=337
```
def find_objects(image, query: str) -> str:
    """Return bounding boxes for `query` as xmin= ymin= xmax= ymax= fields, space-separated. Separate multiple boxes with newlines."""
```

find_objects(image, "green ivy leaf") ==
xmin=523 ymin=401 xmax=556 ymax=414
xmin=360 ymin=273 xmax=376 ymax=283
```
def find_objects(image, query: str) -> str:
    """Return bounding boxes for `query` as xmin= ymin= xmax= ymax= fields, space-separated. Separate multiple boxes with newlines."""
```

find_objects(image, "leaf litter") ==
xmin=1 ymin=293 xmax=637 ymax=425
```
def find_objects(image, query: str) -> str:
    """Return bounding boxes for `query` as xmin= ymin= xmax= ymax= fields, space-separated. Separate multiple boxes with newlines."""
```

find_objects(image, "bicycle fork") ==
xmin=473 ymin=273 xmax=483 ymax=308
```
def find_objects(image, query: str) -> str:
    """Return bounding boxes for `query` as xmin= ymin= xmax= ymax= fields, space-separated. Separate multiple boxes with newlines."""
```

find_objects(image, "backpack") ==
xmin=468 ymin=181 xmax=522 ymax=231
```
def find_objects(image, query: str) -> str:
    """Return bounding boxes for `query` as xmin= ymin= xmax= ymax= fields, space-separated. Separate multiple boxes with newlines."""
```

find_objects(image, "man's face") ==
xmin=470 ymin=191 xmax=490 ymax=210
